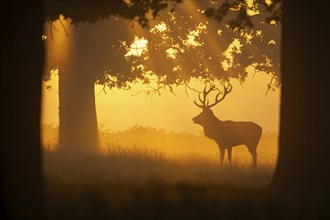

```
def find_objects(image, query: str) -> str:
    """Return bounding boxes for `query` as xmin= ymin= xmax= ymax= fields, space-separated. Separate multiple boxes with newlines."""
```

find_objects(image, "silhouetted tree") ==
xmin=1 ymin=2 xmax=45 ymax=220
xmin=204 ymin=0 xmax=329 ymax=204
xmin=1 ymin=1 xmax=181 ymax=219
xmin=43 ymin=0 xmax=182 ymax=152
xmin=270 ymin=1 xmax=329 ymax=196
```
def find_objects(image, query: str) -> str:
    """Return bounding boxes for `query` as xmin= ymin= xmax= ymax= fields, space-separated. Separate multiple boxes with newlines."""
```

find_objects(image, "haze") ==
xmin=41 ymin=71 xmax=280 ymax=134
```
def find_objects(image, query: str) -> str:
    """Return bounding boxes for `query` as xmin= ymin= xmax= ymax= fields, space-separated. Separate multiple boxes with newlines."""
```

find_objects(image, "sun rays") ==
xmin=41 ymin=3 xmax=280 ymax=156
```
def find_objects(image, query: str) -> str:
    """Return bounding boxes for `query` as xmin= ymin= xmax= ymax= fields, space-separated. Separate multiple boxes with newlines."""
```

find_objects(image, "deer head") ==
xmin=192 ymin=84 xmax=232 ymax=126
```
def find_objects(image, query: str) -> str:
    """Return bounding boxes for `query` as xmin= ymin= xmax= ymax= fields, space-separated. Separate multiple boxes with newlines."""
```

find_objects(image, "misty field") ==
xmin=42 ymin=124 xmax=278 ymax=187
xmin=42 ymin=125 xmax=328 ymax=220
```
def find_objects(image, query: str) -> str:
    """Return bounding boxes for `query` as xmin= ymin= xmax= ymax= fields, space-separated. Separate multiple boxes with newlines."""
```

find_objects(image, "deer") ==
xmin=192 ymin=84 xmax=262 ymax=169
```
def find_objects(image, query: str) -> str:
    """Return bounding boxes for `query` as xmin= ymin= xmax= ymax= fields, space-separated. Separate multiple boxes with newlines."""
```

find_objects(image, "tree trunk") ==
xmin=1 ymin=2 xmax=45 ymax=220
xmin=57 ymin=27 xmax=99 ymax=153
xmin=271 ymin=1 xmax=329 ymax=194
xmin=58 ymin=68 xmax=99 ymax=152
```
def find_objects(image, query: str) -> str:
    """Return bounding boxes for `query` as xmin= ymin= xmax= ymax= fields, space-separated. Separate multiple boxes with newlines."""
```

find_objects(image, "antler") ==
xmin=193 ymin=84 xmax=217 ymax=108
xmin=208 ymin=84 xmax=232 ymax=108
xmin=193 ymin=83 xmax=232 ymax=109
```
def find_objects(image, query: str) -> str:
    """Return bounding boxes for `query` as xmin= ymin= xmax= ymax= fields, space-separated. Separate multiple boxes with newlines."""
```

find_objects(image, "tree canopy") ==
xmin=203 ymin=0 xmax=281 ymax=29
xmin=105 ymin=3 xmax=280 ymax=94
xmin=43 ymin=0 xmax=280 ymax=94
xmin=42 ymin=1 xmax=184 ymax=85
xmin=44 ymin=0 xmax=182 ymax=26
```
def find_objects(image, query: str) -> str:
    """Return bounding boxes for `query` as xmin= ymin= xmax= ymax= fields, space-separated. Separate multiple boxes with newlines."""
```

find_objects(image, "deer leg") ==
xmin=252 ymin=153 xmax=257 ymax=169
xmin=219 ymin=148 xmax=225 ymax=166
xmin=247 ymin=145 xmax=257 ymax=169
xmin=227 ymin=147 xmax=232 ymax=167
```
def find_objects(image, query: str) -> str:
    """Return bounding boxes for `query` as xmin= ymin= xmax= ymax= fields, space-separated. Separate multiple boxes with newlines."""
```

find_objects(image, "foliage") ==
xmin=122 ymin=7 xmax=280 ymax=94
xmin=44 ymin=0 xmax=182 ymax=27
xmin=43 ymin=1 xmax=280 ymax=94
xmin=204 ymin=0 xmax=282 ymax=29
xmin=125 ymin=11 xmax=228 ymax=90
xmin=43 ymin=0 xmax=182 ymax=84
xmin=203 ymin=0 xmax=282 ymax=86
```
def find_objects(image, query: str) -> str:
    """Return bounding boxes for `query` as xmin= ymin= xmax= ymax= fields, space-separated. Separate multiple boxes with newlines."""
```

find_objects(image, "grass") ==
xmin=43 ymin=145 xmax=274 ymax=187
xmin=42 ymin=124 xmax=278 ymax=187
xmin=43 ymin=145 xmax=275 ymax=220
xmin=43 ymin=125 xmax=307 ymax=220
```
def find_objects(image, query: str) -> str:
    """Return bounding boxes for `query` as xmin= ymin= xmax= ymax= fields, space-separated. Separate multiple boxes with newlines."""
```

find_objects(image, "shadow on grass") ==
xmin=45 ymin=181 xmax=329 ymax=220
xmin=43 ymin=150 xmax=329 ymax=220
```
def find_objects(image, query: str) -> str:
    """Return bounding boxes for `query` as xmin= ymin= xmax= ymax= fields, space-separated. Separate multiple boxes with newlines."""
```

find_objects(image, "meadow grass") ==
xmin=43 ymin=144 xmax=274 ymax=188
xmin=42 ymin=125 xmax=278 ymax=187
xmin=42 ymin=126 xmax=329 ymax=220
xmin=43 ymin=143 xmax=277 ymax=220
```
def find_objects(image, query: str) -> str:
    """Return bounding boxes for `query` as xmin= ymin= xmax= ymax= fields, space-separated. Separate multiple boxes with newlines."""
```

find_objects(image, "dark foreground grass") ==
xmin=43 ymin=150 xmax=329 ymax=220
xmin=45 ymin=181 xmax=329 ymax=220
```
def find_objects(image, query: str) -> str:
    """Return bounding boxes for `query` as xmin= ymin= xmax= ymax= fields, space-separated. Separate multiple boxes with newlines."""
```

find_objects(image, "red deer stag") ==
xmin=192 ymin=84 xmax=262 ymax=168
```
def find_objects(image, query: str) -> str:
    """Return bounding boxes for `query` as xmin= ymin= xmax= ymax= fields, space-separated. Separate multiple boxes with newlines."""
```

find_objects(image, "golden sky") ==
xmin=41 ymin=71 xmax=280 ymax=134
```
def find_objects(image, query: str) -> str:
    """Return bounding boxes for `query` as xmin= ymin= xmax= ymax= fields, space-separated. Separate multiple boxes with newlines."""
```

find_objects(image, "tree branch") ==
xmin=266 ymin=74 xmax=276 ymax=96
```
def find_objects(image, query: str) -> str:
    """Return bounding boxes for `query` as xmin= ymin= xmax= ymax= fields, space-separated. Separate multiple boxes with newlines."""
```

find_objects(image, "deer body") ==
xmin=193 ymin=109 xmax=262 ymax=168
xmin=193 ymin=84 xmax=262 ymax=168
